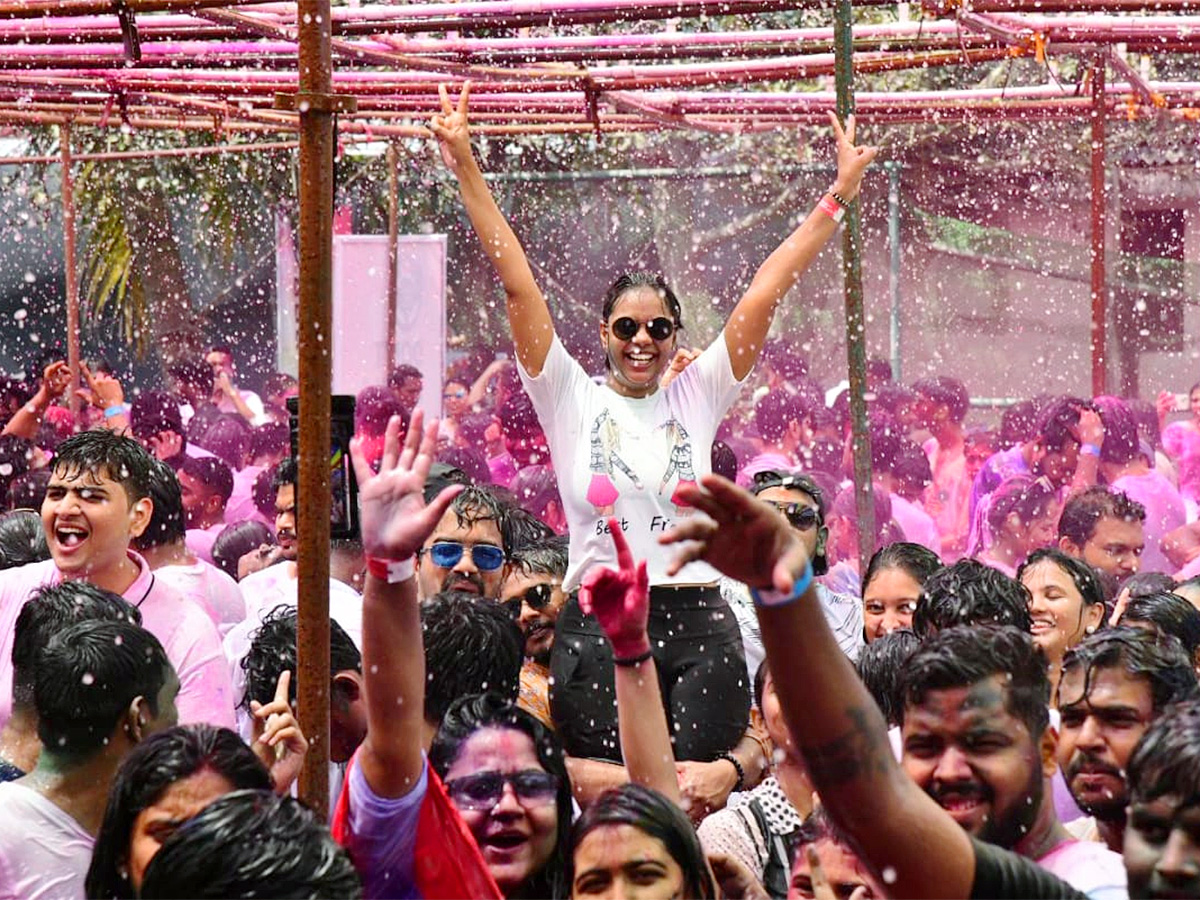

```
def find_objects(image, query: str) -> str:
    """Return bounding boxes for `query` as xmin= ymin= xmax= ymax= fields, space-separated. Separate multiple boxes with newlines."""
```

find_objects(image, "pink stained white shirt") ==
xmin=154 ymin=559 xmax=247 ymax=638
xmin=0 ymin=552 xmax=236 ymax=733
xmin=185 ymin=523 xmax=225 ymax=566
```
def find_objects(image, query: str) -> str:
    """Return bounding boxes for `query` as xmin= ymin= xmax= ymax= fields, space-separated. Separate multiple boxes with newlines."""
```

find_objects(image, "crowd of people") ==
xmin=0 ymin=85 xmax=1198 ymax=900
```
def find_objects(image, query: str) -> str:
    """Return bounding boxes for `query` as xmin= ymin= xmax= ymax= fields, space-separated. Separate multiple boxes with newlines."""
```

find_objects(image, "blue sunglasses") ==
xmin=423 ymin=541 xmax=506 ymax=571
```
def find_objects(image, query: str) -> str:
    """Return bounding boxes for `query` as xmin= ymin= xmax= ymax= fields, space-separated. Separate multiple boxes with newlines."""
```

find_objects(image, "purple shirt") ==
xmin=343 ymin=754 xmax=428 ymax=899
xmin=0 ymin=553 xmax=235 ymax=731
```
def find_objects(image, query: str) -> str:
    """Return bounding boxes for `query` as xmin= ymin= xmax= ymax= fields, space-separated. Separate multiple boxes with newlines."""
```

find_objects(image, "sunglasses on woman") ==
xmin=421 ymin=541 xmax=506 ymax=571
xmin=610 ymin=316 xmax=676 ymax=342
xmin=445 ymin=769 xmax=559 ymax=811
xmin=765 ymin=501 xmax=820 ymax=531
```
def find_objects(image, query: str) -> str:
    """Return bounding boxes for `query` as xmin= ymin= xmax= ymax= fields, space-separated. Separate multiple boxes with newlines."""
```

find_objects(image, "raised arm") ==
xmin=661 ymin=476 xmax=976 ymax=900
xmin=724 ymin=113 xmax=877 ymax=381
xmin=429 ymin=83 xmax=555 ymax=376
xmin=579 ymin=521 xmax=681 ymax=804
xmin=349 ymin=409 xmax=463 ymax=797
xmin=3 ymin=360 xmax=72 ymax=439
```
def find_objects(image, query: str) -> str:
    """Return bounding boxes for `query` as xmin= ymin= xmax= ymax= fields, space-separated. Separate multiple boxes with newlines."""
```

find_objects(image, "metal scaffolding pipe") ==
xmin=295 ymin=0 xmax=334 ymax=820
xmin=58 ymin=123 xmax=82 ymax=428
xmin=1090 ymin=56 xmax=1108 ymax=398
xmin=834 ymin=0 xmax=875 ymax=575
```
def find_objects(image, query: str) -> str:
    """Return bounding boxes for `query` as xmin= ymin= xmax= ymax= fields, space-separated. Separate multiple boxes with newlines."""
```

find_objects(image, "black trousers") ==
xmin=549 ymin=584 xmax=750 ymax=763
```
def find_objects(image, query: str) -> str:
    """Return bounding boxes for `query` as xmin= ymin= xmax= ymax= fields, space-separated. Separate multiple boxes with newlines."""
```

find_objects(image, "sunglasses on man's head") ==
xmin=610 ymin=316 xmax=676 ymax=342
xmin=445 ymin=769 xmax=559 ymax=812
xmin=765 ymin=501 xmax=820 ymax=531
xmin=422 ymin=541 xmax=506 ymax=571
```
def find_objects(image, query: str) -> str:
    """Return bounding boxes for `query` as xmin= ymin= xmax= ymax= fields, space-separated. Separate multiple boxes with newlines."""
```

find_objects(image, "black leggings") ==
xmin=549 ymin=584 xmax=750 ymax=763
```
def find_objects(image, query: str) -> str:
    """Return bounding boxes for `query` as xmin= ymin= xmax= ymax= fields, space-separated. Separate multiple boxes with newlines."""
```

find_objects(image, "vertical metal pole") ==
xmin=886 ymin=161 xmax=902 ymax=383
xmin=386 ymin=142 xmax=399 ymax=378
xmin=296 ymin=0 xmax=333 ymax=819
xmin=59 ymin=123 xmax=82 ymax=428
xmin=1090 ymin=54 xmax=1108 ymax=398
xmin=834 ymin=0 xmax=876 ymax=574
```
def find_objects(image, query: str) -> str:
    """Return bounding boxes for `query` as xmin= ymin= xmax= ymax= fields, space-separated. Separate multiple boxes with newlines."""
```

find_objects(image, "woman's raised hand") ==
xmin=828 ymin=111 xmax=878 ymax=203
xmin=429 ymin=82 xmax=473 ymax=173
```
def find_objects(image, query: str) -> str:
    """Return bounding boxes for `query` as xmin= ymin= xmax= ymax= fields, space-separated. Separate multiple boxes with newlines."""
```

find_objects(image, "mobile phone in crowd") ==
xmin=1177 ymin=393 xmax=1191 ymax=413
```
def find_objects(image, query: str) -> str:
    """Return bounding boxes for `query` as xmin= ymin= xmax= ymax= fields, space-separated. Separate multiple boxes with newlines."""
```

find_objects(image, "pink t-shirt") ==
xmin=1035 ymin=837 xmax=1127 ymax=900
xmin=1111 ymin=471 xmax=1186 ymax=575
xmin=155 ymin=559 xmax=247 ymax=637
xmin=0 ymin=553 xmax=236 ymax=732
xmin=185 ymin=524 xmax=225 ymax=566
xmin=224 ymin=464 xmax=273 ymax=529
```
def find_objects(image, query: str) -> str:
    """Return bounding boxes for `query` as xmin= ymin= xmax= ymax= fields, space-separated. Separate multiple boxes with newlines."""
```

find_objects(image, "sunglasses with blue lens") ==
xmin=424 ymin=541 xmax=506 ymax=571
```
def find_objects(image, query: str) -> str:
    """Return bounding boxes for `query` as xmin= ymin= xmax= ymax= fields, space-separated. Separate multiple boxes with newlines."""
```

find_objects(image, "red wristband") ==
xmin=817 ymin=194 xmax=845 ymax=224
xmin=366 ymin=556 xmax=415 ymax=584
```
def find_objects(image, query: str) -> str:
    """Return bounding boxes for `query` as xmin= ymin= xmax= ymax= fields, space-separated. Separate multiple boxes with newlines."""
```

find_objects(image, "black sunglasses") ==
xmin=445 ymin=770 xmax=559 ymax=811
xmin=765 ymin=501 xmax=820 ymax=531
xmin=499 ymin=582 xmax=558 ymax=619
xmin=610 ymin=316 xmax=675 ymax=342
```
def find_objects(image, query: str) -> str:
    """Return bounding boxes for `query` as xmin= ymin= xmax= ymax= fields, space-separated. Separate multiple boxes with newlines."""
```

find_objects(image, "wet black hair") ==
xmin=1127 ymin=699 xmax=1200 ymax=808
xmin=12 ymin=581 xmax=139 ymax=711
xmin=181 ymin=456 xmax=234 ymax=506
xmin=985 ymin=475 xmax=1058 ymax=536
xmin=1060 ymin=626 xmax=1198 ymax=714
xmin=129 ymin=390 xmax=186 ymax=450
xmin=1000 ymin=400 xmax=1037 ymax=447
xmin=509 ymin=465 xmax=563 ymax=523
xmin=167 ymin=358 xmax=214 ymax=398
xmin=35 ymin=619 xmax=170 ymax=765
xmin=1123 ymin=592 xmax=1200 ymax=662
xmin=0 ymin=433 xmax=33 ymax=498
xmin=1018 ymin=547 xmax=1106 ymax=615
xmin=1123 ymin=571 xmax=1178 ymax=599
xmin=568 ymin=783 xmax=716 ymax=900
xmin=430 ymin=693 xmax=572 ymax=900
xmin=85 ymin=724 xmax=273 ymax=898
xmin=438 ymin=446 xmax=491 ymax=486
xmin=248 ymin=421 xmax=290 ymax=463
xmin=198 ymin=415 xmax=251 ymax=471
xmin=889 ymin=440 xmax=933 ymax=489
xmin=710 ymin=440 xmax=738 ymax=482
xmin=53 ymin=429 xmax=157 ymax=505
xmin=502 ymin=505 xmax=557 ymax=554
xmin=211 ymin=521 xmax=274 ymax=581
xmin=240 ymin=605 xmax=361 ymax=711
xmin=354 ymin=385 xmax=405 ymax=439
xmin=388 ymin=363 xmax=423 ymax=389
xmin=510 ymin=535 xmax=569 ymax=580
xmin=420 ymin=592 xmax=523 ymax=726
xmin=856 ymin=628 xmax=921 ymax=727
xmin=423 ymin=461 xmax=473 ymax=505
xmin=862 ymin=542 xmax=942 ymax=597
xmin=0 ymin=508 xmax=48 ymax=569
xmin=7 ymin=468 xmax=50 ymax=512
xmin=898 ymin=625 xmax=1051 ymax=739
xmin=912 ymin=559 xmax=1033 ymax=639
xmin=132 ymin=459 xmax=185 ymax=552
xmin=1093 ymin=395 xmax=1140 ymax=466
xmin=912 ymin=376 xmax=970 ymax=424
xmin=754 ymin=391 xmax=812 ymax=445
xmin=601 ymin=273 xmax=684 ymax=329
xmin=272 ymin=456 xmax=297 ymax=492
xmin=1034 ymin=396 xmax=1093 ymax=453
xmin=138 ymin=789 xmax=361 ymax=899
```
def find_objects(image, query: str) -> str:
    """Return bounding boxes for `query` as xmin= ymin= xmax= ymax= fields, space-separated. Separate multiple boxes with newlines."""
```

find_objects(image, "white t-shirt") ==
xmin=223 ymin=562 xmax=362 ymax=721
xmin=0 ymin=782 xmax=93 ymax=900
xmin=1036 ymin=837 xmax=1128 ymax=900
xmin=155 ymin=559 xmax=247 ymax=637
xmin=520 ymin=333 xmax=743 ymax=590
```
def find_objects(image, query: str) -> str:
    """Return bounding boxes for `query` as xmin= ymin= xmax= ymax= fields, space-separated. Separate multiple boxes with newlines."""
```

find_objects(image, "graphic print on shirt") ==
xmin=587 ymin=409 xmax=644 ymax=515
xmin=659 ymin=418 xmax=696 ymax=511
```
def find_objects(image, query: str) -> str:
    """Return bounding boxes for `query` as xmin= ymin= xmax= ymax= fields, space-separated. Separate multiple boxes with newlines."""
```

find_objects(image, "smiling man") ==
xmin=0 ymin=430 xmax=234 ymax=733
xmin=1057 ymin=628 xmax=1198 ymax=853
xmin=416 ymin=486 xmax=510 ymax=601
xmin=502 ymin=537 xmax=569 ymax=729
xmin=898 ymin=626 xmax=1128 ymax=899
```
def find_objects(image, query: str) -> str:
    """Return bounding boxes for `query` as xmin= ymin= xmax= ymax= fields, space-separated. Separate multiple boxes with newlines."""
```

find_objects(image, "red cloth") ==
xmin=331 ymin=752 xmax=503 ymax=900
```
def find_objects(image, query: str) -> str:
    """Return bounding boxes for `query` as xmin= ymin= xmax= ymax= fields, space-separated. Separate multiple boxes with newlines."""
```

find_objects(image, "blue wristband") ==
xmin=1080 ymin=442 xmax=1101 ymax=457
xmin=749 ymin=560 xmax=815 ymax=608
xmin=104 ymin=404 xmax=126 ymax=418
